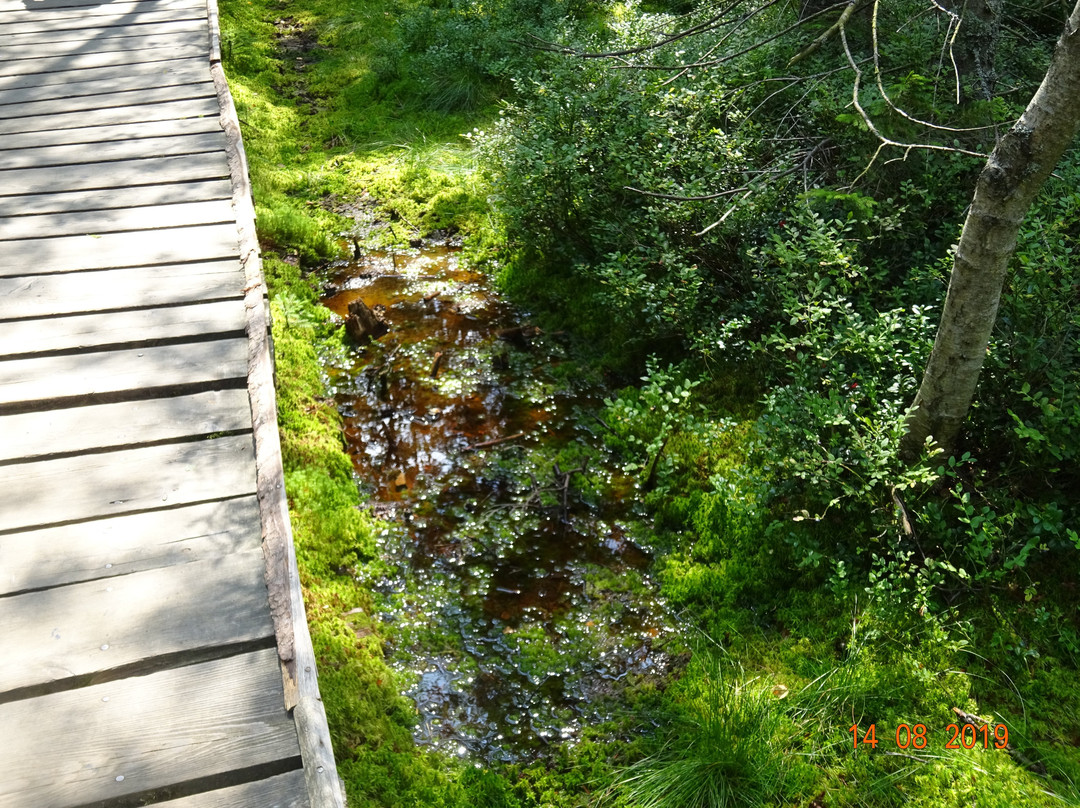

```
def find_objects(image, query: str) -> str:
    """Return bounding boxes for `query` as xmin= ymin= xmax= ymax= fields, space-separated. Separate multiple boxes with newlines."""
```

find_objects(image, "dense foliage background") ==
xmin=221 ymin=0 xmax=1080 ymax=804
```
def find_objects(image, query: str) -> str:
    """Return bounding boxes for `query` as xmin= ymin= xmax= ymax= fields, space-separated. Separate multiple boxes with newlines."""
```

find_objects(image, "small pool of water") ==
xmin=321 ymin=245 xmax=673 ymax=762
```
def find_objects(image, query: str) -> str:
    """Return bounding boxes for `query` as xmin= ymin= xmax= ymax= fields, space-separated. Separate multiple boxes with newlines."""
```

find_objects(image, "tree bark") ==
xmin=900 ymin=0 xmax=1080 ymax=462
xmin=944 ymin=0 xmax=1002 ymax=99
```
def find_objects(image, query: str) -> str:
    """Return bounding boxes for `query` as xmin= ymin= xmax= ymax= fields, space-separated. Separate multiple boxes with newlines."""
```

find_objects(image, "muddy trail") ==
xmin=321 ymin=245 xmax=674 ymax=763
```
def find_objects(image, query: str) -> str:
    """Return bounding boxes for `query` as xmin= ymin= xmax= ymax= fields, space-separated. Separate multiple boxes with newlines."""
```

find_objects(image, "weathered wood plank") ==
xmin=0 ymin=495 xmax=261 ymax=595
xmin=0 ymin=0 xmax=204 ymax=25
xmin=0 ymin=298 xmax=246 ymax=356
xmin=0 ymin=81 xmax=215 ymax=122
xmin=0 ymin=114 xmax=220 ymax=151
xmin=0 ymin=433 xmax=257 ymax=533
xmin=154 ymin=771 xmax=310 ymax=808
xmin=0 ymin=56 xmax=205 ymax=92
xmin=0 ymin=549 xmax=275 ymax=696
xmin=0 ymin=648 xmax=300 ymax=808
xmin=0 ymin=131 xmax=224 ymax=171
xmin=0 ymin=27 xmax=207 ymax=61
xmin=0 ymin=260 xmax=242 ymax=318
xmin=0 ymin=388 xmax=252 ymax=461
xmin=4 ymin=15 xmax=206 ymax=41
xmin=0 ymin=62 xmax=208 ymax=106
xmin=0 ymin=198 xmax=235 ymax=241
xmin=0 ymin=95 xmax=220 ymax=135
xmin=0 ymin=178 xmax=231 ymax=216
xmin=0 ymin=223 xmax=239 ymax=275
xmin=0 ymin=152 xmax=228 ymax=195
xmin=211 ymin=47 xmax=348 ymax=807
xmin=0 ymin=0 xmax=195 ymax=11
xmin=0 ymin=338 xmax=249 ymax=408
xmin=0 ymin=43 xmax=206 ymax=77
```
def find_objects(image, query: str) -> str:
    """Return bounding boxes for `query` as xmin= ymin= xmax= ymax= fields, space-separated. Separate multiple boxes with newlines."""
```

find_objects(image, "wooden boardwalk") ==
xmin=0 ymin=0 xmax=343 ymax=805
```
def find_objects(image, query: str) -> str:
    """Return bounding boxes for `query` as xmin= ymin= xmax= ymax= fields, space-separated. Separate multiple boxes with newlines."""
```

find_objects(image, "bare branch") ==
xmin=521 ymin=1 xmax=850 ymax=74
xmin=696 ymin=189 xmax=753 ymax=235
xmin=516 ymin=0 xmax=753 ymax=60
xmin=787 ymin=0 xmax=859 ymax=67
xmin=839 ymin=23 xmax=986 ymax=166
xmin=623 ymin=185 xmax=752 ymax=201
xmin=612 ymin=2 xmax=852 ymax=71
xmin=871 ymin=0 xmax=998 ymax=132
xmin=929 ymin=0 xmax=964 ymax=103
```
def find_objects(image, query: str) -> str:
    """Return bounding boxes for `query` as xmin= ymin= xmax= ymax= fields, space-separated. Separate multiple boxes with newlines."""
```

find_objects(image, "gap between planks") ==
xmin=0 ymin=198 xmax=236 ymax=242
xmin=0 ymin=388 xmax=252 ymax=466
xmin=0 ymin=647 xmax=300 ymax=808
xmin=0 ymin=548 xmax=276 ymax=698
xmin=4 ymin=17 xmax=207 ymax=44
xmin=0 ymin=223 xmax=239 ymax=275
xmin=0 ymin=81 xmax=217 ymax=124
xmin=147 ymin=770 xmax=309 ymax=808
xmin=0 ymin=259 xmax=243 ymax=319
xmin=0 ymin=132 xmax=227 ymax=172
xmin=0 ymin=151 xmax=229 ymax=196
xmin=0 ymin=43 xmax=209 ymax=78
xmin=0 ymin=495 xmax=262 ymax=596
xmin=0 ymin=29 xmax=209 ymax=65
xmin=0 ymin=55 xmax=208 ymax=93
xmin=0 ymin=96 xmax=221 ymax=136
xmin=0 ymin=338 xmax=250 ymax=411
xmin=0 ymin=433 xmax=258 ymax=534
xmin=0 ymin=63 xmax=210 ymax=107
xmin=0 ymin=115 xmax=221 ymax=151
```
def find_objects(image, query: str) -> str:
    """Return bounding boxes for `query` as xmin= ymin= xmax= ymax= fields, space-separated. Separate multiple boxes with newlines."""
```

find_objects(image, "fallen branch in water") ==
xmin=429 ymin=351 xmax=444 ymax=378
xmin=464 ymin=432 xmax=526 ymax=451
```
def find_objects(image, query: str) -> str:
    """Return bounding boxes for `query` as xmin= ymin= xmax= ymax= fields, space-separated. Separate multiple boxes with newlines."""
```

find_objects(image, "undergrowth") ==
xmin=224 ymin=0 xmax=1080 ymax=804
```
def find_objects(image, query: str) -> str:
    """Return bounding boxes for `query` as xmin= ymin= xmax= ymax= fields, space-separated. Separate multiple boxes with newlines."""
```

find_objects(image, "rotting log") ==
xmin=206 ymin=0 xmax=346 ymax=804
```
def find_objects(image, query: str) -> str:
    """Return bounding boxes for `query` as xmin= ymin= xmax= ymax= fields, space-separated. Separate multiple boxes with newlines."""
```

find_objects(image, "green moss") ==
xmin=224 ymin=0 xmax=1080 ymax=804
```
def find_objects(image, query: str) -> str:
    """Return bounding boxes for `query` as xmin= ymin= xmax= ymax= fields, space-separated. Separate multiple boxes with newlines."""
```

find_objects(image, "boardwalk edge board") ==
xmin=207 ymin=0 xmax=347 ymax=803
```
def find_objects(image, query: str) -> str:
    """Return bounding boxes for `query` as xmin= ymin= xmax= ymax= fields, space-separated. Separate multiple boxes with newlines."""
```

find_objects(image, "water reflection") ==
xmin=322 ymin=245 xmax=671 ymax=762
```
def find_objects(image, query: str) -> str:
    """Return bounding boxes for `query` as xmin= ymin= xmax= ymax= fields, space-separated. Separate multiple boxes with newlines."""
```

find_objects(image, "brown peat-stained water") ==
xmin=321 ymin=244 xmax=672 ymax=763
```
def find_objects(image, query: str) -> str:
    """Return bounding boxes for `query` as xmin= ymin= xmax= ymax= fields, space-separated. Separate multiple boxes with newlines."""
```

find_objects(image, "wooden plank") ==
xmin=0 ymin=433 xmax=257 ymax=532
xmin=0 ymin=198 xmax=236 ymax=241
xmin=0 ymin=338 xmax=249 ymax=408
xmin=0 ymin=96 xmax=220 ymax=135
xmin=0 ymin=81 xmax=215 ymax=121
xmin=0 ymin=0 xmax=204 ymax=24
xmin=4 ymin=15 xmax=206 ymax=41
xmin=0 ymin=549 xmax=275 ymax=696
xmin=0 ymin=178 xmax=231 ymax=216
xmin=0 ymin=43 xmax=206 ymax=78
xmin=0 ymin=223 xmax=239 ymax=275
xmin=0 ymin=260 xmax=242 ymax=318
xmin=0 ymin=388 xmax=252 ymax=461
xmin=0 ymin=27 xmax=208 ymax=61
xmin=0 ymin=648 xmax=300 ymax=808
xmin=0 ymin=56 xmax=205 ymax=92
xmin=0 ymin=113 xmax=221 ymax=151
xmin=0 ymin=152 xmax=228 ymax=195
xmin=0 ymin=0 xmax=195 ymax=11
xmin=154 ymin=771 xmax=310 ymax=808
xmin=0 ymin=495 xmax=261 ymax=595
xmin=0 ymin=62 xmax=209 ymax=106
xmin=0 ymin=131 xmax=225 ymax=171
xmin=0 ymin=298 xmax=246 ymax=356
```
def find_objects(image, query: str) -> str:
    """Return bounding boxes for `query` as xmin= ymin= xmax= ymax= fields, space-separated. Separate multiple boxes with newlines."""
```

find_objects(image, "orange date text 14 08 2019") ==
xmin=849 ymin=723 xmax=1009 ymax=750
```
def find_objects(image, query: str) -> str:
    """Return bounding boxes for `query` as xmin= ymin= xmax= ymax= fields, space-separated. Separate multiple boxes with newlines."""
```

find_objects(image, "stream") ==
xmin=320 ymin=244 xmax=674 ymax=763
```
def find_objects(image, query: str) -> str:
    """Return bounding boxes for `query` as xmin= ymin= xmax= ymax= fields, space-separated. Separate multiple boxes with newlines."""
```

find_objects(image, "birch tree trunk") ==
xmin=899 ymin=0 xmax=1080 ymax=462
